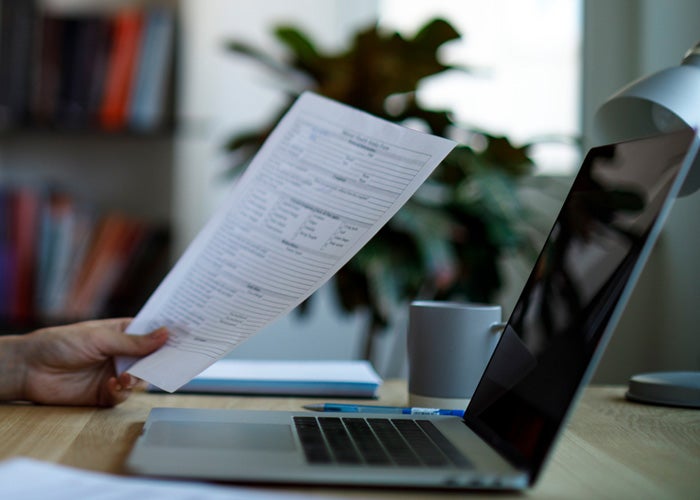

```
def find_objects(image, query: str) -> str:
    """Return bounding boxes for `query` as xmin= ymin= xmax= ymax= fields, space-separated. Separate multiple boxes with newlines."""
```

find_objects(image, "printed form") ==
xmin=122 ymin=92 xmax=456 ymax=392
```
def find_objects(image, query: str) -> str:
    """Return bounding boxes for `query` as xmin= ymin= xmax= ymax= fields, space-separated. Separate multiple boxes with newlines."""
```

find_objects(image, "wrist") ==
xmin=0 ymin=335 xmax=30 ymax=401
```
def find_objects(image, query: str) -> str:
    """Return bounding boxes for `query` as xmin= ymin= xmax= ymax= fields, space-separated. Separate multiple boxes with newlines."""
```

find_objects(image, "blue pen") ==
xmin=303 ymin=403 xmax=464 ymax=417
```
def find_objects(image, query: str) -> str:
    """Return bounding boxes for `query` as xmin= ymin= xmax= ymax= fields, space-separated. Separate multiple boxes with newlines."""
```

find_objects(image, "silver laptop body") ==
xmin=127 ymin=129 xmax=698 ymax=490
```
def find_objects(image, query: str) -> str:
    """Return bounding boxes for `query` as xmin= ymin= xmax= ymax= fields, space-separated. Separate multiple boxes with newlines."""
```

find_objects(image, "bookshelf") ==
xmin=0 ymin=0 xmax=177 ymax=332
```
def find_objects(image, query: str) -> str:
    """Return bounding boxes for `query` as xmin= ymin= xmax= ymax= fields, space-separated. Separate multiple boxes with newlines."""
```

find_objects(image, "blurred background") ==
xmin=1 ymin=0 xmax=698 ymax=383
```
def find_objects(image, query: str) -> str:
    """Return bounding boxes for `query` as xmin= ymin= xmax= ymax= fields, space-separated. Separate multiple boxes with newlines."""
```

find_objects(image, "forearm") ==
xmin=0 ymin=335 xmax=28 ymax=401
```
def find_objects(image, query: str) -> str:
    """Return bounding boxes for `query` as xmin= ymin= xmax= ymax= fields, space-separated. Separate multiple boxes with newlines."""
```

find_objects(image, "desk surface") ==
xmin=1 ymin=381 xmax=698 ymax=499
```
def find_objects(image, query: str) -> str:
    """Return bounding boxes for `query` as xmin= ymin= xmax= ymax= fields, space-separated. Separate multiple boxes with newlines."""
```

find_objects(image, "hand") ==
xmin=9 ymin=319 xmax=168 ymax=407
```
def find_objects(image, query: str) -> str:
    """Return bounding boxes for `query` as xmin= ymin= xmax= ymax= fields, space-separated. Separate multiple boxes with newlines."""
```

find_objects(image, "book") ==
xmin=0 ymin=188 xmax=14 ymax=319
xmin=148 ymin=359 xmax=383 ymax=398
xmin=36 ymin=195 xmax=96 ymax=320
xmin=57 ymin=17 xmax=110 ymax=129
xmin=103 ymin=225 xmax=170 ymax=317
xmin=65 ymin=214 xmax=146 ymax=319
xmin=5 ymin=5 xmax=175 ymax=133
xmin=128 ymin=8 xmax=175 ymax=132
xmin=8 ymin=186 xmax=42 ymax=322
xmin=30 ymin=14 xmax=64 ymax=126
xmin=15 ymin=189 xmax=172 ymax=322
xmin=85 ymin=17 xmax=112 ymax=128
xmin=0 ymin=0 xmax=36 ymax=129
xmin=99 ymin=10 xmax=144 ymax=131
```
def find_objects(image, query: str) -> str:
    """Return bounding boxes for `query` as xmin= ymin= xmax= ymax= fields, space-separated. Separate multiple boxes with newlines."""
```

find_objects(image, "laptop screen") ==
xmin=463 ymin=129 xmax=697 ymax=482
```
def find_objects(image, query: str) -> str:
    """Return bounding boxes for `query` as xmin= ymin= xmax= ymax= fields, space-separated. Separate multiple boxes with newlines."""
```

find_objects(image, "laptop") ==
xmin=126 ymin=129 xmax=698 ymax=490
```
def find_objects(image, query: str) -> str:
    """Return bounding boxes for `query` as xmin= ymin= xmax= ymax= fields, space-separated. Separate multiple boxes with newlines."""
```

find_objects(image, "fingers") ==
xmin=99 ymin=326 xmax=170 ymax=358
xmin=105 ymin=374 xmax=136 ymax=406
xmin=115 ymin=371 xmax=139 ymax=391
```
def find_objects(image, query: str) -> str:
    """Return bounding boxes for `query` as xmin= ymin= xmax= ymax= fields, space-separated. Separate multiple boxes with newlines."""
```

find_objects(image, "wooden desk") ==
xmin=1 ymin=382 xmax=698 ymax=499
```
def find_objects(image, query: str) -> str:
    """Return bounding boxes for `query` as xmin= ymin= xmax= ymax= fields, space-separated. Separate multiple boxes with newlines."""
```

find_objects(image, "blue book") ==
xmin=148 ymin=359 xmax=382 ymax=398
xmin=128 ymin=8 xmax=175 ymax=132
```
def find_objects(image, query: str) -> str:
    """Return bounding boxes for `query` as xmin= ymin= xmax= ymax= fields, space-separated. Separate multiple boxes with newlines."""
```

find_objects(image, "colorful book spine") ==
xmin=10 ymin=4 xmax=176 ymax=132
xmin=0 ymin=185 xmax=168 ymax=325
xmin=128 ymin=8 xmax=175 ymax=132
xmin=9 ymin=187 xmax=42 ymax=321
xmin=98 ymin=10 xmax=144 ymax=131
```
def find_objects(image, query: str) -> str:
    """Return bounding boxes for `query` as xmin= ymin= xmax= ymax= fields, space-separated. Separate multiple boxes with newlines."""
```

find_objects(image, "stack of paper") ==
xmin=148 ymin=359 xmax=382 ymax=397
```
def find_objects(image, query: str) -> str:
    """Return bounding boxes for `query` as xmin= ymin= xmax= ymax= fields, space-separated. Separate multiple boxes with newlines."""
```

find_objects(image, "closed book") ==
xmin=31 ymin=15 xmax=64 ymax=126
xmin=149 ymin=359 xmax=383 ymax=398
xmin=99 ymin=10 xmax=143 ymax=131
xmin=38 ymin=196 xmax=95 ymax=320
xmin=57 ymin=17 xmax=109 ymax=128
xmin=104 ymin=225 xmax=170 ymax=317
xmin=9 ymin=186 xmax=43 ymax=322
xmin=0 ymin=0 xmax=36 ymax=129
xmin=128 ymin=8 xmax=175 ymax=132
xmin=0 ymin=188 xmax=14 ymax=319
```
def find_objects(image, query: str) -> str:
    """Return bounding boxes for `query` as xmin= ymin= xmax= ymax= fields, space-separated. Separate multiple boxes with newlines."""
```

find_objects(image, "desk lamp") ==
xmin=595 ymin=41 xmax=700 ymax=408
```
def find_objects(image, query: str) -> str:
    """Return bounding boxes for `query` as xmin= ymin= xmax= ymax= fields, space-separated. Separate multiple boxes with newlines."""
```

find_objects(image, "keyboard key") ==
xmin=293 ymin=416 xmax=472 ymax=469
xmin=294 ymin=417 xmax=332 ymax=464
xmin=319 ymin=417 xmax=361 ymax=464
xmin=343 ymin=418 xmax=391 ymax=465
xmin=367 ymin=418 xmax=421 ymax=466
xmin=416 ymin=420 xmax=472 ymax=467
xmin=393 ymin=420 xmax=449 ymax=466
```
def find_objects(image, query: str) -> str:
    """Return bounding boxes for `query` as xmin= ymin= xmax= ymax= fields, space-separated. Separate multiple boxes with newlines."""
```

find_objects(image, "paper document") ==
xmin=122 ymin=92 xmax=456 ymax=392
xmin=0 ymin=458 xmax=321 ymax=499
xmin=147 ymin=359 xmax=382 ymax=397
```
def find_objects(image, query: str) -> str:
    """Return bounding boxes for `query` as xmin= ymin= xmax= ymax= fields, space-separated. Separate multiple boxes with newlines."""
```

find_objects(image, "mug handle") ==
xmin=490 ymin=322 xmax=507 ymax=333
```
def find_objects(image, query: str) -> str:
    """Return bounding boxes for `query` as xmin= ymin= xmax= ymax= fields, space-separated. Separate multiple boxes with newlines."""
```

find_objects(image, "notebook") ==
xmin=126 ymin=129 xmax=698 ymax=490
xmin=146 ymin=359 xmax=382 ymax=397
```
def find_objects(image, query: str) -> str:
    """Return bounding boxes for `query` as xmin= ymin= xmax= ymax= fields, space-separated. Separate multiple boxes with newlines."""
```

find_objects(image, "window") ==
xmin=378 ymin=0 xmax=582 ymax=174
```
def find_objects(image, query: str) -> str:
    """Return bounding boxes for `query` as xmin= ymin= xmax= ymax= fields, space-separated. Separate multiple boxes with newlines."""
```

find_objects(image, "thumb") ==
xmin=103 ymin=327 xmax=169 ymax=358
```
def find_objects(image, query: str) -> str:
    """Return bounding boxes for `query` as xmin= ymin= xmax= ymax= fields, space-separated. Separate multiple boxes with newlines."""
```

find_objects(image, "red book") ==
xmin=66 ymin=214 xmax=145 ymax=319
xmin=10 ymin=187 xmax=42 ymax=322
xmin=99 ymin=10 xmax=144 ymax=131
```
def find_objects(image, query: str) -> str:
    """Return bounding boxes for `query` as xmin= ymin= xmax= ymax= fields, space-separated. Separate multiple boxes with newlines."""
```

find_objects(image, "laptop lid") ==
xmin=463 ymin=129 xmax=698 ymax=485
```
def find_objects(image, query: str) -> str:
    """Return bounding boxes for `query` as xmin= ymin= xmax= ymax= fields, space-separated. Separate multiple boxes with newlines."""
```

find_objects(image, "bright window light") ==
xmin=378 ymin=0 xmax=582 ymax=175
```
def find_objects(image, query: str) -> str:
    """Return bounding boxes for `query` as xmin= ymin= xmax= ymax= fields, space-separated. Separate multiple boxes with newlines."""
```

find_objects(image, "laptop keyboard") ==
xmin=293 ymin=416 xmax=472 ymax=468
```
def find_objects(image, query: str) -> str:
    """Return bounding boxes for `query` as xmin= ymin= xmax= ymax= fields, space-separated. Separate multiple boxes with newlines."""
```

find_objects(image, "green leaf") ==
xmin=225 ymin=40 xmax=300 ymax=79
xmin=274 ymin=26 xmax=320 ymax=65
xmin=412 ymin=18 xmax=461 ymax=51
xmin=482 ymin=135 xmax=534 ymax=176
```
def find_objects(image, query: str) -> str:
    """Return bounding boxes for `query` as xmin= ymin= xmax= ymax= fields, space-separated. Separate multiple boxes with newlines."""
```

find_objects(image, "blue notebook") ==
xmin=148 ymin=359 xmax=382 ymax=398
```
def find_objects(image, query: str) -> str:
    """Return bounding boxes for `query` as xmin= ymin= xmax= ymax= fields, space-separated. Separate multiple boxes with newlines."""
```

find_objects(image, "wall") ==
xmin=582 ymin=0 xmax=700 ymax=382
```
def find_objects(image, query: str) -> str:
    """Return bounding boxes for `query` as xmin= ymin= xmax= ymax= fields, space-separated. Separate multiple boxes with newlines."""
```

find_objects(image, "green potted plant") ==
xmin=224 ymin=19 xmax=535 ymax=361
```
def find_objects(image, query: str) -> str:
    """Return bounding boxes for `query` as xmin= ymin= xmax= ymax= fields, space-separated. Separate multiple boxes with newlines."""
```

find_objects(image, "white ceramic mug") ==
xmin=407 ymin=301 xmax=504 ymax=409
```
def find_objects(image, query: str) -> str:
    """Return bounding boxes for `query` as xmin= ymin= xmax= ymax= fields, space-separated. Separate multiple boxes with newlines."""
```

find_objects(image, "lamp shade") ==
xmin=595 ymin=42 xmax=700 ymax=196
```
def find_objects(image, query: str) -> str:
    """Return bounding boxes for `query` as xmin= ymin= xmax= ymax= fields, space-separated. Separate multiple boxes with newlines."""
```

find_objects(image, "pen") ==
xmin=302 ymin=403 xmax=464 ymax=417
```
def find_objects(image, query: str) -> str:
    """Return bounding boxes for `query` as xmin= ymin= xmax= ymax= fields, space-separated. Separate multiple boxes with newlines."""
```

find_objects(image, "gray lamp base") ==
xmin=626 ymin=371 xmax=700 ymax=408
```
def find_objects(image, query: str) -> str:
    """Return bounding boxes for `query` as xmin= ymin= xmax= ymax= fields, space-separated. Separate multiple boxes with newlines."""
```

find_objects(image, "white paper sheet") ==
xmin=121 ymin=92 xmax=456 ymax=392
xmin=0 ymin=458 xmax=321 ymax=499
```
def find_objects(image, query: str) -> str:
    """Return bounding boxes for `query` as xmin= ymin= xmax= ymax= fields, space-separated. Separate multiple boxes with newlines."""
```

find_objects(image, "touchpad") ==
xmin=144 ymin=421 xmax=295 ymax=451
